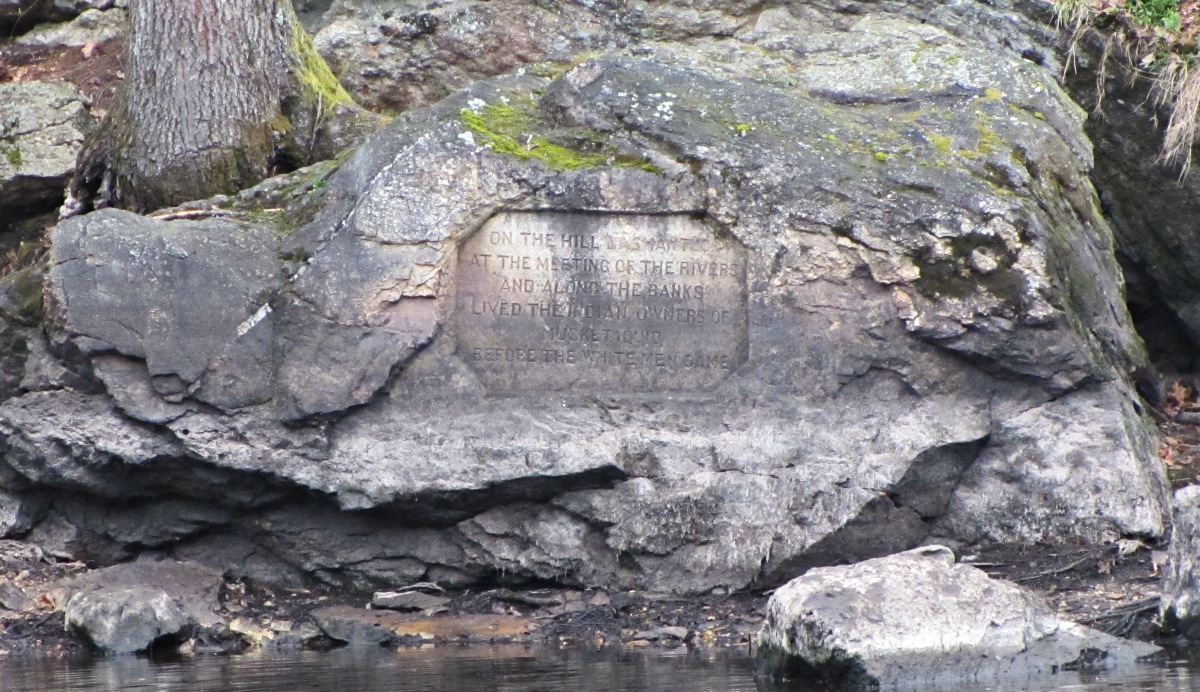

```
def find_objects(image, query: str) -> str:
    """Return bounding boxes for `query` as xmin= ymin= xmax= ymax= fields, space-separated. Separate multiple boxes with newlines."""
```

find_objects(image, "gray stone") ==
xmin=1061 ymin=29 xmax=1200 ymax=352
xmin=756 ymin=547 xmax=1161 ymax=688
xmin=66 ymin=587 xmax=189 ymax=654
xmin=0 ymin=3 xmax=1168 ymax=595
xmin=0 ymin=488 xmax=38 ymax=538
xmin=1160 ymin=485 xmax=1200 ymax=637
xmin=0 ymin=583 xmax=33 ymax=612
xmin=937 ymin=382 xmax=1168 ymax=544
xmin=0 ymin=81 xmax=91 ymax=217
xmin=371 ymin=590 xmax=450 ymax=611
xmin=50 ymin=558 xmax=224 ymax=624
xmin=15 ymin=7 xmax=126 ymax=48
xmin=59 ymin=558 xmax=223 ymax=655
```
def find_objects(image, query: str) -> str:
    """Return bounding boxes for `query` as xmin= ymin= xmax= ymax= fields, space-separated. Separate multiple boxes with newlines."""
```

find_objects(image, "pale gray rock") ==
xmin=756 ymin=547 xmax=1161 ymax=688
xmin=1160 ymin=485 xmax=1200 ymax=637
xmin=372 ymin=590 xmax=450 ymax=611
xmin=0 ymin=583 xmax=32 ymax=612
xmin=48 ymin=210 xmax=281 ymax=412
xmin=0 ymin=5 xmax=1168 ymax=594
xmin=937 ymin=382 xmax=1168 ymax=543
xmin=66 ymin=587 xmax=189 ymax=654
xmin=0 ymin=488 xmax=37 ymax=538
xmin=0 ymin=81 xmax=91 ymax=218
xmin=59 ymin=559 xmax=223 ymax=654
xmin=15 ymin=7 xmax=126 ymax=48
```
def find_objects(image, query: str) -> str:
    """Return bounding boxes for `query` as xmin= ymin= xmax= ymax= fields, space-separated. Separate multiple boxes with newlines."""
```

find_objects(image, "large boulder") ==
xmin=54 ymin=559 xmax=224 ymax=654
xmin=0 ymin=81 xmax=92 ymax=221
xmin=756 ymin=546 xmax=1160 ymax=688
xmin=0 ymin=4 xmax=1170 ymax=593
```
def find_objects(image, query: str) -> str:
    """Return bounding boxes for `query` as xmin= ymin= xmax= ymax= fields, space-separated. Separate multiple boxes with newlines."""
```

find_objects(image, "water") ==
xmin=2 ymin=646 xmax=1200 ymax=691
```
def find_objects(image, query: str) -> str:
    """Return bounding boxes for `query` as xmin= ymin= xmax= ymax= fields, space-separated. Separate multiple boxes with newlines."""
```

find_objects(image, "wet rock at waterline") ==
xmin=0 ymin=12 xmax=1169 ymax=594
xmin=756 ymin=547 xmax=1161 ymax=688
xmin=1159 ymin=485 xmax=1200 ymax=637
xmin=55 ymin=559 xmax=223 ymax=655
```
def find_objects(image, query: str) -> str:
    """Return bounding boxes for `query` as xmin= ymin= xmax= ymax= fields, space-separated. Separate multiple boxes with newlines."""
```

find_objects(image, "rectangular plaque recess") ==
xmin=455 ymin=212 xmax=748 ymax=392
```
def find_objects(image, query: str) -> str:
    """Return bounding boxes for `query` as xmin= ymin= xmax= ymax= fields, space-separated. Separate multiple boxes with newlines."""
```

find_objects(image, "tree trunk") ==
xmin=68 ymin=0 xmax=361 ymax=214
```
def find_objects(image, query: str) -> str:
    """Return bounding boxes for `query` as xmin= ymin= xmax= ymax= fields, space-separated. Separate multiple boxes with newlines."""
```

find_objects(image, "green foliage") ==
xmin=459 ymin=99 xmax=661 ymax=173
xmin=1129 ymin=0 xmax=1182 ymax=30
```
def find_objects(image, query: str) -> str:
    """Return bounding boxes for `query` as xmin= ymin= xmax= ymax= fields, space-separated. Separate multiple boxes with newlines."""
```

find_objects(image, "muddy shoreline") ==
xmin=0 ymin=538 xmax=1168 ymax=659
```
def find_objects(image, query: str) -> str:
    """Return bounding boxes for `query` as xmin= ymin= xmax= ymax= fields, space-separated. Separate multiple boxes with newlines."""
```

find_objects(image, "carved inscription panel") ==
xmin=455 ymin=212 xmax=748 ymax=392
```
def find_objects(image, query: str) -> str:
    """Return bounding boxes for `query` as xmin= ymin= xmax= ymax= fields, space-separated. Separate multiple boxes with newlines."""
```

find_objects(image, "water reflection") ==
xmin=1 ymin=645 xmax=1199 ymax=692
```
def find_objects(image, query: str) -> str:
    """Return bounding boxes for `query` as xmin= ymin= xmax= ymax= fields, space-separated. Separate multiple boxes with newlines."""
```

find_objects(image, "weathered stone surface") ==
xmin=48 ymin=210 xmax=282 ymax=412
xmin=15 ymin=7 xmax=126 ymax=48
xmin=756 ymin=547 xmax=1161 ymax=688
xmin=0 ymin=488 xmax=37 ymax=538
xmin=938 ymin=382 xmax=1168 ymax=543
xmin=66 ymin=587 xmax=188 ymax=654
xmin=372 ymin=590 xmax=450 ymax=611
xmin=56 ymin=559 xmax=223 ymax=654
xmin=0 ymin=81 xmax=91 ymax=218
xmin=1160 ymin=485 xmax=1200 ymax=637
xmin=312 ymin=606 xmax=535 ymax=645
xmin=0 ymin=583 xmax=32 ymax=612
xmin=0 ymin=3 xmax=1169 ymax=595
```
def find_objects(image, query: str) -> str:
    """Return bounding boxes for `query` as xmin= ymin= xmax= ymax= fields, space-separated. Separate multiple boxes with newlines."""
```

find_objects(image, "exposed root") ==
xmin=1157 ymin=58 xmax=1200 ymax=171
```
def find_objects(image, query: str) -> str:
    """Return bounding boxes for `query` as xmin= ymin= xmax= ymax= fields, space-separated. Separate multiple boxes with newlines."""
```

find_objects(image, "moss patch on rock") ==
xmin=290 ymin=25 xmax=355 ymax=118
xmin=459 ymin=98 xmax=660 ymax=173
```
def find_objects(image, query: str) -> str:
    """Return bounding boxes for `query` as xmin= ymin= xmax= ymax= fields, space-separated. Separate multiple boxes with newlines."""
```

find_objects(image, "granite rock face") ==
xmin=0 ymin=3 xmax=1170 ymax=594
xmin=756 ymin=547 xmax=1161 ymax=688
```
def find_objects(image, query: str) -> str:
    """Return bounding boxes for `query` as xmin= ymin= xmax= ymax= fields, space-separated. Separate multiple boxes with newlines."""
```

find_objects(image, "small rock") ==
xmin=371 ymin=590 xmax=451 ymax=611
xmin=490 ymin=588 xmax=564 ymax=608
xmin=15 ymin=7 xmax=125 ymax=48
xmin=0 ymin=583 xmax=33 ymax=612
xmin=632 ymin=626 xmax=689 ymax=641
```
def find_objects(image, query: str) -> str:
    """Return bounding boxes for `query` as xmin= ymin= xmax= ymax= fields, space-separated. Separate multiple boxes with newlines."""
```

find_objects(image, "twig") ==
xmin=1011 ymin=555 xmax=1094 ymax=582
xmin=1080 ymin=597 xmax=1159 ymax=623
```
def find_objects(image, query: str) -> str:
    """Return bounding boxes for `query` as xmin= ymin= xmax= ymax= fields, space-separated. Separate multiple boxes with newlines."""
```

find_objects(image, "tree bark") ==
xmin=68 ymin=0 xmax=363 ymax=214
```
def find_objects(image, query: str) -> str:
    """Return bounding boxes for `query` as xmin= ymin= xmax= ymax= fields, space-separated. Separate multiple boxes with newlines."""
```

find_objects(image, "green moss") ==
xmin=290 ymin=26 xmax=355 ymax=117
xmin=3 ymin=145 xmax=20 ymax=168
xmin=526 ymin=53 xmax=604 ymax=80
xmin=927 ymin=131 xmax=954 ymax=155
xmin=459 ymin=100 xmax=661 ymax=173
xmin=984 ymin=87 xmax=1004 ymax=101
xmin=874 ymin=151 xmax=890 ymax=162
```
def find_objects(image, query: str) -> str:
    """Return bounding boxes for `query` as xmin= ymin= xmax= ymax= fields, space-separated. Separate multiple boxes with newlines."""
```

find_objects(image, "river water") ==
xmin=1 ymin=645 xmax=1199 ymax=691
